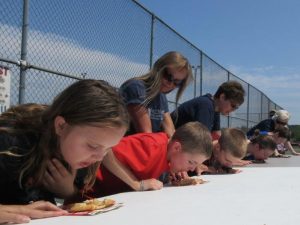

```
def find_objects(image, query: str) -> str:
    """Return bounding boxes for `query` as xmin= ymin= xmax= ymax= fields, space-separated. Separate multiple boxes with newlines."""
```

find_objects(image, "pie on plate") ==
xmin=171 ymin=177 xmax=206 ymax=186
xmin=64 ymin=198 xmax=115 ymax=213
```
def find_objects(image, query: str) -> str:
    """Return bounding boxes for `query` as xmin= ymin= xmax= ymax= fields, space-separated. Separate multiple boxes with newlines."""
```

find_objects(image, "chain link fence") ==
xmin=0 ymin=0 xmax=282 ymax=129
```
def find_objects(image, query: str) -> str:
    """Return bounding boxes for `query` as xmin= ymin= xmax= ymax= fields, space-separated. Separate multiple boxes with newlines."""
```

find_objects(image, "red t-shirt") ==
xmin=90 ymin=132 xmax=170 ymax=197
xmin=211 ymin=132 xmax=220 ymax=141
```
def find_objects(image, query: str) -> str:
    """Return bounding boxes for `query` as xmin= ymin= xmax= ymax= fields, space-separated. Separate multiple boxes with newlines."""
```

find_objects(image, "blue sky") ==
xmin=137 ymin=0 xmax=300 ymax=124
xmin=1 ymin=0 xmax=299 ymax=124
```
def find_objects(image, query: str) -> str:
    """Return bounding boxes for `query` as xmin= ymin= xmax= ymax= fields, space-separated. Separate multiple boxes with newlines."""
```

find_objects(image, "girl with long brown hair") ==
xmin=0 ymin=80 xmax=129 ymax=223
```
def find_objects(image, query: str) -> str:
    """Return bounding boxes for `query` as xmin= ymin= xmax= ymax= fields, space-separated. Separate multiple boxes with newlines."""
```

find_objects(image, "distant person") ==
xmin=269 ymin=109 xmax=276 ymax=119
xmin=171 ymin=80 xmax=245 ymax=140
xmin=270 ymin=126 xmax=291 ymax=157
xmin=120 ymin=51 xmax=193 ymax=137
xmin=235 ymin=131 xmax=277 ymax=165
xmin=247 ymin=109 xmax=300 ymax=156
xmin=89 ymin=122 xmax=212 ymax=197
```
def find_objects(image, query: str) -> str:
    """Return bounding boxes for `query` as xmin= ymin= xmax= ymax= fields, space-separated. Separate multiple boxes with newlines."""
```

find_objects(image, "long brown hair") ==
xmin=0 ymin=80 xmax=129 ymax=192
xmin=131 ymin=51 xmax=193 ymax=107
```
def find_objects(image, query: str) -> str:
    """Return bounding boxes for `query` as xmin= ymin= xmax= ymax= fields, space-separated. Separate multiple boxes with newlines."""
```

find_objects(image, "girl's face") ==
xmin=160 ymin=66 xmax=187 ymax=93
xmin=55 ymin=116 xmax=126 ymax=169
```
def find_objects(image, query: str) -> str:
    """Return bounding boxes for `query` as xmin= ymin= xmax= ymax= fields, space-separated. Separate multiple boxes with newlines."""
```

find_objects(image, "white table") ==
xmin=31 ymin=157 xmax=300 ymax=225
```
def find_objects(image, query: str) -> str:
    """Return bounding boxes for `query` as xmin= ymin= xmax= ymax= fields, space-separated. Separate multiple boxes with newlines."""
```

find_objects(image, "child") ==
xmin=89 ymin=121 xmax=213 ymax=197
xmin=271 ymin=126 xmax=291 ymax=156
xmin=171 ymin=81 xmax=245 ymax=140
xmin=235 ymin=127 xmax=290 ymax=165
xmin=247 ymin=110 xmax=299 ymax=156
xmin=237 ymin=134 xmax=277 ymax=165
xmin=0 ymin=80 xmax=129 ymax=208
xmin=196 ymin=128 xmax=248 ymax=175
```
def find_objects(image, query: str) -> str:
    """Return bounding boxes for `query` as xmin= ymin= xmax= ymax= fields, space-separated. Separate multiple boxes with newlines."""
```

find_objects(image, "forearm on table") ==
xmin=285 ymin=141 xmax=298 ymax=154
xmin=102 ymin=151 xmax=141 ymax=191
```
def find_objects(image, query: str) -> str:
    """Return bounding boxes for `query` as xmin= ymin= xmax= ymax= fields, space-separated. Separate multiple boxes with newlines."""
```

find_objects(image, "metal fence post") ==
xmin=227 ymin=71 xmax=230 ymax=128
xmin=19 ymin=0 xmax=30 ymax=104
xmin=200 ymin=51 xmax=203 ymax=96
xmin=149 ymin=14 xmax=155 ymax=68
xmin=261 ymin=93 xmax=263 ymax=121
xmin=247 ymin=84 xmax=250 ymax=129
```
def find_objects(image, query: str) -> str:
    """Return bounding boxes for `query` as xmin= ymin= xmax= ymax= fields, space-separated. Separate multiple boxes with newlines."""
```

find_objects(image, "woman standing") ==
xmin=120 ymin=51 xmax=193 ymax=137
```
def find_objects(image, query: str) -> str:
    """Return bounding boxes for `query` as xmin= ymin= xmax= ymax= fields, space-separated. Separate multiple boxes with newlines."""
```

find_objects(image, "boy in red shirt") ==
xmin=90 ymin=121 xmax=213 ymax=197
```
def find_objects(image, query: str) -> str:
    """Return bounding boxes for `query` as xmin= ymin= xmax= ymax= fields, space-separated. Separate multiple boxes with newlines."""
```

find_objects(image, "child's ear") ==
xmin=220 ymin=93 xmax=226 ymax=101
xmin=54 ymin=116 xmax=67 ymax=136
xmin=254 ymin=143 xmax=260 ymax=151
xmin=174 ymin=141 xmax=182 ymax=152
xmin=215 ymin=142 xmax=221 ymax=152
xmin=170 ymin=140 xmax=182 ymax=153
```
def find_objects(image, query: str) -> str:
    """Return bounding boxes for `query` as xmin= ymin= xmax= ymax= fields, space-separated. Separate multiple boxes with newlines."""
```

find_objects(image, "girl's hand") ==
xmin=0 ymin=201 xmax=67 ymax=224
xmin=43 ymin=158 xmax=77 ymax=198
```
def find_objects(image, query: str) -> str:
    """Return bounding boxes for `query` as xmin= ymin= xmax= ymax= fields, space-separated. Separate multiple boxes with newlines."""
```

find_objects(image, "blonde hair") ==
xmin=132 ymin=51 xmax=193 ymax=107
xmin=218 ymin=128 xmax=248 ymax=158
xmin=0 ymin=80 xmax=129 ymax=192
xmin=272 ymin=110 xmax=290 ymax=122
xmin=171 ymin=121 xmax=212 ymax=157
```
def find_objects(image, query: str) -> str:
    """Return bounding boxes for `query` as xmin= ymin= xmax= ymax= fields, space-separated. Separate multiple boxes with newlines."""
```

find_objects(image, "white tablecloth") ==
xmin=31 ymin=157 xmax=300 ymax=225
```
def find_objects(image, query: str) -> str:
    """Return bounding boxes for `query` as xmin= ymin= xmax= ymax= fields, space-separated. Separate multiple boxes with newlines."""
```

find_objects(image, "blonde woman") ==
xmin=120 ymin=51 xmax=193 ymax=137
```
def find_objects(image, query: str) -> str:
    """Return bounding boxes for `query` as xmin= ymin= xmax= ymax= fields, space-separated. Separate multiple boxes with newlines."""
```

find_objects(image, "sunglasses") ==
xmin=163 ymin=71 xmax=184 ymax=87
xmin=276 ymin=120 xmax=287 ymax=126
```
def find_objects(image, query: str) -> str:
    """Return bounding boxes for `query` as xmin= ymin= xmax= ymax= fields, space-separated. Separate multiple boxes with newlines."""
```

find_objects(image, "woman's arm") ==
xmin=127 ymin=104 xmax=152 ymax=133
xmin=102 ymin=150 xmax=163 ymax=191
xmin=161 ymin=112 xmax=175 ymax=138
